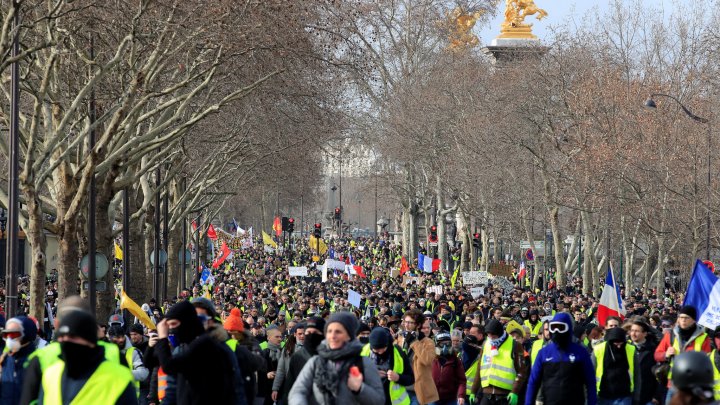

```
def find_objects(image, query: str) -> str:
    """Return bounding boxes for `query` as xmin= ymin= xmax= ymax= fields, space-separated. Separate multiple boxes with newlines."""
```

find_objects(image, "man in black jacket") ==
xmin=364 ymin=327 xmax=414 ymax=405
xmin=629 ymin=320 xmax=659 ymax=405
xmin=155 ymin=301 xmax=242 ymax=405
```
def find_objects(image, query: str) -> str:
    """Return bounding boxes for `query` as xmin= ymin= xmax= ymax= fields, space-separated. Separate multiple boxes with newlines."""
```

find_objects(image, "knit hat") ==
xmin=305 ymin=316 xmax=326 ymax=333
xmin=326 ymin=311 xmax=359 ymax=341
xmin=57 ymin=310 xmax=98 ymax=344
xmin=485 ymin=319 xmax=504 ymax=337
xmin=192 ymin=297 xmax=218 ymax=318
xmin=369 ymin=327 xmax=390 ymax=349
xmin=679 ymin=305 xmax=697 ymax=321
xmin=223 ymin=308 xmax=244 ymax=332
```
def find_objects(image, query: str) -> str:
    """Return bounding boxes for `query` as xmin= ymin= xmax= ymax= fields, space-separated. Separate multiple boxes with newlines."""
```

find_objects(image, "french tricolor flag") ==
xmin=684 ymin=259 xmax=720 ymax=329
xmin=418 ymin=252 xmax=441 ymax=273
xmin=597 ymin=265 xmax=625 ymax=326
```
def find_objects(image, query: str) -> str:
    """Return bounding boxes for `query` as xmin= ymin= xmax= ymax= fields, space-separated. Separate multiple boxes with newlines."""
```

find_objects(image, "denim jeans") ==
xmin=598 ymin=397 xmax=632 ymax=405
xmin=408 ymin=391 xmax=420 ymax=405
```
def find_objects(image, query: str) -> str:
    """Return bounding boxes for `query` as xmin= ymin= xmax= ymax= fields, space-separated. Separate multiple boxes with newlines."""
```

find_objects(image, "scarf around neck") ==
xmin=313 ymin=340 xmax=363 ymax=405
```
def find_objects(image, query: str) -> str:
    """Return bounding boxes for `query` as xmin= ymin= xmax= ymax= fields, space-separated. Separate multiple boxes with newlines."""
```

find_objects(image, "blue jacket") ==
xmin=0 ymin=343 xmax=35 ymax=405
xmin=524 ymin=341 xmax=596 ymax=405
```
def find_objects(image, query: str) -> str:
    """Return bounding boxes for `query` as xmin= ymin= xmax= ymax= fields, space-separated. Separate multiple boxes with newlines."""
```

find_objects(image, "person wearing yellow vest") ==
xmin=590 ymin=327 xmax=635 ymax=405
xmin=654 ymin=305 xmax=711 ymax=404
xmin=20 ymin=296 xmax=122 ymax=405
xmin=38 ymin=309 xmax=137 ymax=404
xmin=529 ymin=321 xmax=550 ymax=366
xmin=460 ymin=335 xmax=482 ymax=404
xmin=360 ymin=328 xmax=413 ymax=405
xmin=107 ymin=325 xmax=149 ymax=391
xmin=479 ymin=319 xmax=528 ymax=405
xmin=523 ymin=310 xmax=542 ymax=340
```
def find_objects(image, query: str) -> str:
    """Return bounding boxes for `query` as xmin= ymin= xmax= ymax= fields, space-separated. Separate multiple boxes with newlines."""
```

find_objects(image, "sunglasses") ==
xmin=548 ymin=322 xmax=569 ymax=334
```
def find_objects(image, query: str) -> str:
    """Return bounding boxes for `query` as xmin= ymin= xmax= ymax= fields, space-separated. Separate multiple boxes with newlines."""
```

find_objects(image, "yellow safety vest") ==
xmin=480 ymin=337 xmax=517 ymax=391
xmin=668 ymin=333 xmax=707 ymax=381
xmin=41 ymin=359 xmax=135 ymax=404
xmin=124 ymin=347 xmax=140 ymax=397
xmin=361 ymin=344 xmax=411 ymax=405
xmin=524 ymin=320 xmax=542 ymax=338
xmin=465 ymin=357 xmax=479 ymax=395
xmin=711 ymin=349 xmax=720 ymax=400
xmin=593 ymin=342 xmax=635 ymax=393
xmin=530 ymin=339 xmax=545 ymax=366
xmin=226 ymin=338 xmax=238 ymax=352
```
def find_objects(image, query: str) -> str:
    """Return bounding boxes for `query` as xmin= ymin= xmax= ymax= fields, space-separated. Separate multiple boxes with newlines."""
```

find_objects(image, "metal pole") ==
xmin=707 ymin=122 xmax=712 ymax=260
xmin=88 ymin=33 xmax=97 ymax=315
xmin=375 ymin=175 xmax=378 ymax=239
xmin=153 ymin=163 xmax=161 ymax=303
xmin=122 ymin=188 xmax=130 ymax=325
xmin=300 ymin=194 xmax=304 ymax=238
xmin=194 ymin=213 xmax=201 ymax=286
xmin=5 ymin=1 xmax=20 ymax=317
xmin=181 ymin=178 xmax=187 ymax=292
xmin=339 ymin=158 xmax=343 ymax=236
xmin=162 ymin=178 xmax=169 ymax=300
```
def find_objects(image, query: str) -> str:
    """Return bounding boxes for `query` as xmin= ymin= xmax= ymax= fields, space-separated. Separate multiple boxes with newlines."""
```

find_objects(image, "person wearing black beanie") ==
xmin=364 ymin=327 xmax=415 ymax=405
xmin=155 ymin=301 xmax=242 ymax=405
xmin=36 ymin=310 xmax=137 ymax=404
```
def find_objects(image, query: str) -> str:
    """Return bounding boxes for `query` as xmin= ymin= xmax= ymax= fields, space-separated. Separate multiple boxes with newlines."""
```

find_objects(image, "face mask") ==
xmin=435 ymin=344 xmax=453 ymax=357
xmin=168 ymin=333 xmax=179 ymax=348
xmin=442 ymin=314 xmax=451 ymax=320
xmin=5 ymin=338 xmax=21 ymax=352
xmin=551 ymin=332 xmax=571 ymax=347
xmin=359 ymin=336 xmax=370 ymax=345
xmin=305 ymin=333 xmax=324 ymax=351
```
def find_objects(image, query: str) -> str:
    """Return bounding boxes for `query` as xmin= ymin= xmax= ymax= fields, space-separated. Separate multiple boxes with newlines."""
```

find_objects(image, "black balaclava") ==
xmin=165 ymin=300 xmax=204 ymax=345
xmin=58 ymin=311 xmax=104 ymax=378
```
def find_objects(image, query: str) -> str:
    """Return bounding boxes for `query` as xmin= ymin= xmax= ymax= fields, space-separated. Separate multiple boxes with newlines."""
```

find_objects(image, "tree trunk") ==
xmin=582 ymin=211 xmax=593 ymax=295
xmin=24 ymin=186 xmax=47 ymax=320
xmin=548 ymin=206 xmax=565 ymax=289
xmin=457 ymin=210 xmax=471 ymax=272
xmin=167 ymin=226 xmax=181 ymax=297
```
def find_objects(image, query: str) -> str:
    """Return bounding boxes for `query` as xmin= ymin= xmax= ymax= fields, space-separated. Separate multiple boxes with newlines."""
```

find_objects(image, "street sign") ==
xmin=82 ymin=281 xmax=107 ymax=291
xmin=429 ymin=241 xmax=438 ymax=247
xmin=79 ymin=253 xmax=109 ymax=279
xmin=150 ymin=249 xmax=168 ymax=266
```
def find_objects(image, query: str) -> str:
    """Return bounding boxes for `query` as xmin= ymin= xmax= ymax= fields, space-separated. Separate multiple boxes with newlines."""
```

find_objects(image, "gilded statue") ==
xmin=498 ymin=0 xmax=547 ymax=39
xmin=447 ymin=7 xmax=483 ymax=50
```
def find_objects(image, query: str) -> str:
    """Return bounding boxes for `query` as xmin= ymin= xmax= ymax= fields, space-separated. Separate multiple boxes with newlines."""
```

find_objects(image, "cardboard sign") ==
xmin=426 ymin=285 xmax=443 ymax=295
xmin=348 ymin=289 xmax=362 ymax=308
xmin=462 ymin=271 xmax=488 ymax=285
xmin=325 ymin=259 xmax=346 ymax=271
xmin=470 ymin=287 xmax=485 ymax=299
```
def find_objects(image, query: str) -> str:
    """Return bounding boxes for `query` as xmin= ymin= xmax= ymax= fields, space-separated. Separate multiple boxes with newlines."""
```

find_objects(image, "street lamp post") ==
xmin=5 ymin=2 xmax=20 ymax=318
xmin=644 ymin=94 xmax=710 ymax=259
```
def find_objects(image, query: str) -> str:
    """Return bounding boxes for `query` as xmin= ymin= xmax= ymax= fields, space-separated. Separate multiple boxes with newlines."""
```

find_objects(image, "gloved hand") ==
xmin=468 ymin=393 xmax=476 ymax=404
xmin=507 ymin=392 xmax=519 ymax=405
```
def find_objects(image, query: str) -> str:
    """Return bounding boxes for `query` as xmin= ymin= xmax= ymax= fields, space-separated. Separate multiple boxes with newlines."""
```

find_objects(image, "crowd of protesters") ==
xmin=0 ymin=234 xmax=717 ymax=404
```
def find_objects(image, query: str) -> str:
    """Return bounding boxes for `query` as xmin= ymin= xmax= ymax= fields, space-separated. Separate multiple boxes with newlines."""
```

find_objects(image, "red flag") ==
xmin=191 ymin=221 xmax=198 ymax=232
xmin=354 ymin=265 xmax=366 ymax=279
xmin=212 ymin=241 xmax=231 ymax=269
xmin=207 ymin=224 xmax=218 ymax=240
xmin=431 ymin=258 xmax=441 ymax=272
xmin=400 ymin=257 xmax=409 ymax=276
xmin=273 ymin=217 xmax=282 ymax=237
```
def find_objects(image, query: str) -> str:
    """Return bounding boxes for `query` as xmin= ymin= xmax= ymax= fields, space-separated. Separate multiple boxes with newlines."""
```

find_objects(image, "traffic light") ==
xmin=334 ymin=207 xmax=342 ymax=220
xmin=281 ymin=216 xmax=289 ymax=231
xmin=428 ymin=225 xmax=438 ymax=243
xmin=313 ymin=223 xmax=322 ymax=238
xmin=472 ymin=232 xmax=481 ymax=248
xmin=287 ymin=218 xmax=295 ymax=233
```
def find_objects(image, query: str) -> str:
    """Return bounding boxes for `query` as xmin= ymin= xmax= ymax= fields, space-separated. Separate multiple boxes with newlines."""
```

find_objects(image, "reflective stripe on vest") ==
xmin=28 ymin=340 xmax=120 ymax=372
xmin=361 ymin=344 xmax=410 ymax=405
xmin=530 ymin=339 xmax=545 ymax=366
xmin=524 ymin=321 xmax=542 ymax=338
xmin=711 ymin=349 xmax=720 ymax=400
xmin=42 ymin=360 xmax=134 ymax=404
xmin=669 ymin=333 xmax=707 ymax=381
xmin=465 ymin=357 xmax=479 ymax=395
xmin=480 ymin=337 xmax=517 ymax=390
xmin=158 ymin=367 xmax=168 ymax=401
xmin=593 ymin=342 xmax=635 ymax=393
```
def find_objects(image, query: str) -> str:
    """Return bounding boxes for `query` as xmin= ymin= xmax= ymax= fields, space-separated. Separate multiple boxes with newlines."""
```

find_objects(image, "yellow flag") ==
xmin=114 ymin=242 xmax=123 ymax=261
xmin=309 ymin=235 xmax=328 ymax=255
xmin=262 ymin=231 xmax=277 ymax=248
xmin=120 ymin=290 xmax=156 ymax=330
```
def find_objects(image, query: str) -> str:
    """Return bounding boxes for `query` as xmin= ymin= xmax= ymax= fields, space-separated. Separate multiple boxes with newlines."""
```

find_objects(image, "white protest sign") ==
xmin=288 ymin=266 xmax=308 ymax=277
xmin=470 ymin=287 xmax=485 ymax=299
xmin=698 ymin=281 xmax=720 ymax=329
xmin=462 ymin=271 xmax=489 ymax=285
xmin=493 ymin=276 xmax=515 ymax=291
xmin=358 ymin=246 xmax=365 ymax=251
xmin=426 ymin=285 xmax=443 ymax=295
xmin=325 ymin=259 xmax=346 ymax=271
xmin=321 ymin=263 xmax=328 ymax=283
xmin=348 ymin=289 xmax=362 ymax=308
